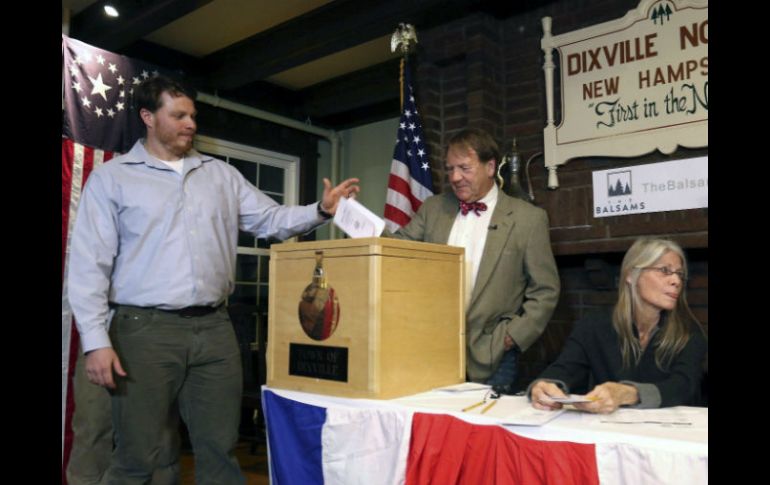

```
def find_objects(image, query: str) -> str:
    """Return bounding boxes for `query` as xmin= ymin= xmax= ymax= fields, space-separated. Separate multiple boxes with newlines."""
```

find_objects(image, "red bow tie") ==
xmin=459 ymin=200 xmax=488 ymax=216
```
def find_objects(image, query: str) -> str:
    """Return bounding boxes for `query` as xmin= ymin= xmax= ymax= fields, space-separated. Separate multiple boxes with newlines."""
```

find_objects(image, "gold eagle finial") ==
xmin=391 ymin=23 xmax=418 ymax=55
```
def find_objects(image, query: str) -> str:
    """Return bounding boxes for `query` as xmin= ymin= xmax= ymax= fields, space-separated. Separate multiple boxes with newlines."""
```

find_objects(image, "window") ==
xmin=194 ymin=135 xmax=299 ymax=313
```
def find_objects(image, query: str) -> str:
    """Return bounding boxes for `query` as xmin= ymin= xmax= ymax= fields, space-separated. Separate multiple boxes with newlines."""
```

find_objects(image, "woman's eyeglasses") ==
xmin=639 ymin=266 xmax=686 ymax=281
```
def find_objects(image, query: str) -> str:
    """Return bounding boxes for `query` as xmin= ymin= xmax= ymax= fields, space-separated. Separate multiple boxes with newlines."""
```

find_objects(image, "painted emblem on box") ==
xmin=298 ymin=251 xmax=340 ymax=340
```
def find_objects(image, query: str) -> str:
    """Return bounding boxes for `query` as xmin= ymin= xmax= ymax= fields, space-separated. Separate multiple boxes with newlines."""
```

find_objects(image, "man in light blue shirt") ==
xmin=67 ymin=75 xmax=359 ymax=484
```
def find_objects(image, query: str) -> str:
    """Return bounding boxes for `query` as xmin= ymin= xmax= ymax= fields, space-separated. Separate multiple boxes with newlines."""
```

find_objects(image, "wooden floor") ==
xmin=179 ymin=439 xmax=270 ymax=485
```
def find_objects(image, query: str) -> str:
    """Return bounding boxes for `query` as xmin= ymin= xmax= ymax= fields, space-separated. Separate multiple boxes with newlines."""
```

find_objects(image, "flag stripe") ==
xmin=386 ymin=177 xmax=420 ymax=215
xmin=386 ymin=159 xmax=433 ymax=203
xmin=61 ymin=137 xmax=85 ymax=467
xmin=384 ymin=187 xmax=414 ymax=218
xmin=406 ymin=412 xmax=600 ymax=485
xmin=61 ymin=137 xmax=113 ymax=475
xmin=61 ymin=139 xmax=74 ymax=470
xmin=263 ymin=390 xmax=326 ymax=485
xmin=322 ymin=406 xmax=412 ymax=485
xmin=595 ymin=441 xmax=708 ymax=485
xmin=61 ymin=139 xmax=74 ymax=282
xmin=384 ymin=204 xmax=412 ymax=232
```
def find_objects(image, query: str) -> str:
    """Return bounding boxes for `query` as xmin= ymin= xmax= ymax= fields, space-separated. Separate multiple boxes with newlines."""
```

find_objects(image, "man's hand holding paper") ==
xmin=333 ymin=196 xmax=386 ymax=238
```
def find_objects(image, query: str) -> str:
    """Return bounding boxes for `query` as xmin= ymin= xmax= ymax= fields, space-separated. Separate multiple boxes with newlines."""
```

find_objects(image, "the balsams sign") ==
xmin=541 ymin=0 xmax=707 ymax=189
xmin=592 ymin=157 xmax=708 ymax=218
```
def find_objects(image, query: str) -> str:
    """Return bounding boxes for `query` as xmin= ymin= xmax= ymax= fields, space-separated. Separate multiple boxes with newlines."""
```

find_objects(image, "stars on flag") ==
xmin=64 ymin=42 xmax=167 ymax=122
xmin=88 ymin=73 xmax=112 ymax=101
xmin=394 ymin=85 xmax=431 ymax=171
xmin=66 ymin=47 xmax=128 ymax=120
xmin=63 ymin=35 xmax=169 ymax=153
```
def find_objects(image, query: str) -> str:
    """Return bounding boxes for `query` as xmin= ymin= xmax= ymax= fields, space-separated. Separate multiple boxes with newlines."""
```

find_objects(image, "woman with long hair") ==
xmin=530 ymin=237 xmax=707 ymax=413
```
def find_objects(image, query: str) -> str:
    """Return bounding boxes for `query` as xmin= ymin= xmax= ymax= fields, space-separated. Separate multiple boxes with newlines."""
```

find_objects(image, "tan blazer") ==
xmin=393 ymin=191 xmax=560 ymax=382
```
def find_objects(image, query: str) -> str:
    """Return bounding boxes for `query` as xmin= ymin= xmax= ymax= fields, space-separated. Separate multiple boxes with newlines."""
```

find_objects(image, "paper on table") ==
xmin=499 ymin=406 xmax=566 ymax=426
xmin=547 ymin=394 xmax=598 ymax=404
xmin=333 ymin=196 xmax=386 ymax=238
xmin=596 ymin=407 xmax=704 ymax=426
xmin=463 ymin=395 xmax=565 ymax=426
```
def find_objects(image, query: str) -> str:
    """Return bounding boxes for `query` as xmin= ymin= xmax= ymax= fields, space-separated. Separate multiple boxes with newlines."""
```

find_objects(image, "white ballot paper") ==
xmin=547 ymin=395 xmax=598 ymax=404
xmin=333 ymin=196 xmax=386 ymax=238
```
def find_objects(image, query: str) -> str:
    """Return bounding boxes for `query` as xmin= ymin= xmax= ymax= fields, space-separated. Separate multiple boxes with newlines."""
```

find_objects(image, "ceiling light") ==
xmin=104 ymin=4 xmax=119 ymax=17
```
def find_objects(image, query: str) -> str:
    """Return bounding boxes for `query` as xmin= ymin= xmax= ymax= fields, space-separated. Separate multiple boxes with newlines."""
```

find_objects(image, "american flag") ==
xmin=61 ymin=35 xmax=166 ymax=480
xmin=383 ymin=61 xmax=434 ymax=232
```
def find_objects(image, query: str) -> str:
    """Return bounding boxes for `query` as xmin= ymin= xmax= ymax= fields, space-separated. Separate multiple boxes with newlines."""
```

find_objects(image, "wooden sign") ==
xmin=541 ymin=0 xmax=708 ymax=188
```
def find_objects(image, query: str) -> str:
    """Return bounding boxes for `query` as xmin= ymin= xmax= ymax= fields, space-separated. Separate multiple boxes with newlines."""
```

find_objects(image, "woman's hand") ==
xmin=574 ymin=382 xmax=639 ymax=414
xmin=530 ymin=380 xmax=567 ymax=411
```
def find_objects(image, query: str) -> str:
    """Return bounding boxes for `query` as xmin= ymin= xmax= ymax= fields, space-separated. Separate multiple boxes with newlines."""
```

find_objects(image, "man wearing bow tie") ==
xmin=393 ymin=128 xmax=560 ymax=390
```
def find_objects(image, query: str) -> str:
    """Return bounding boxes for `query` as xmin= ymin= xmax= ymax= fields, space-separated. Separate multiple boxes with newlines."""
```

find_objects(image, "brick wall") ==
xmin=412 ymin=0 xmax=708 ymax=390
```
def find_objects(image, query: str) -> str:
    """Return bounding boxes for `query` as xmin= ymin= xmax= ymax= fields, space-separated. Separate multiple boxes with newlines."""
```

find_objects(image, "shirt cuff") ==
xmin=526 ymin=378 xmax=568 ymax=401
xmin=79 ymin=327 xmax=113 ymax=354
xmin=620 ymin=380 xmax=661 ymax=408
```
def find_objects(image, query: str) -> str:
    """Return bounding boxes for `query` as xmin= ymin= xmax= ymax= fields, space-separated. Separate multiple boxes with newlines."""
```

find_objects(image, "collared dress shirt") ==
xmin=68 ymin=140 xmax=326 ymax=352
xmin=447 ymin=184 xmax=498 ymax=309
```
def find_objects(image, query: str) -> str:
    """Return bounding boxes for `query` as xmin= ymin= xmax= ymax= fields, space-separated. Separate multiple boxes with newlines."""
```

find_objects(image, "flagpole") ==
xmin=392 ymin=23 xmax=417 ymax=111
xmin=329 ymin=134 xmax=340 ymax=240
xmin=384 ymin=24 xmax=434 ymax=234
xmin=399 ymin=58 xmax=404 ymax=112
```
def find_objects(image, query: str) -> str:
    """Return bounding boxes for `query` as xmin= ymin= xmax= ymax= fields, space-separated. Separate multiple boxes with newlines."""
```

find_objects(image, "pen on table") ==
xmin=480 ymin=400 xmax=498 ymax=414
xmin=461 ymin=401 xmax=485 ymax=412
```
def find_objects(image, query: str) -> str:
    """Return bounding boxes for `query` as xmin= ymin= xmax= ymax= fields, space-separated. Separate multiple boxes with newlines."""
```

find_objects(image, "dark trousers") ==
xmin=67 ymin=346 xmax=114 ymax=485
xmin=485 ymin=347 xmax=519 ymax=391
xmin=106 ymin=305 xmax=244 ymax=485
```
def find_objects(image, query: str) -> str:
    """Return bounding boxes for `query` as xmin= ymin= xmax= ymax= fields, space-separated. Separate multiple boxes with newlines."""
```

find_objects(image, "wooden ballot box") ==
xmin=266 ymin=237 xmax=465 ymax=399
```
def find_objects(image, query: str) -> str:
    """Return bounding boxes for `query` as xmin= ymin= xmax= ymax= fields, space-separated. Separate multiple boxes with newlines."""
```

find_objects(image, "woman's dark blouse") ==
xmin=538 ymin=308 xmax=707 ymax=407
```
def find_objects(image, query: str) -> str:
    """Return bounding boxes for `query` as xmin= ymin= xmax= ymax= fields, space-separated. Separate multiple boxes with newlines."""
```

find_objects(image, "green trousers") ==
xmin=105 ymin=305 xmax=244 ymax=485
xmin=67 ymin=345 xmax=180 ymax=485
xmin=67 ymin=346 xmax=113 ymax=485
